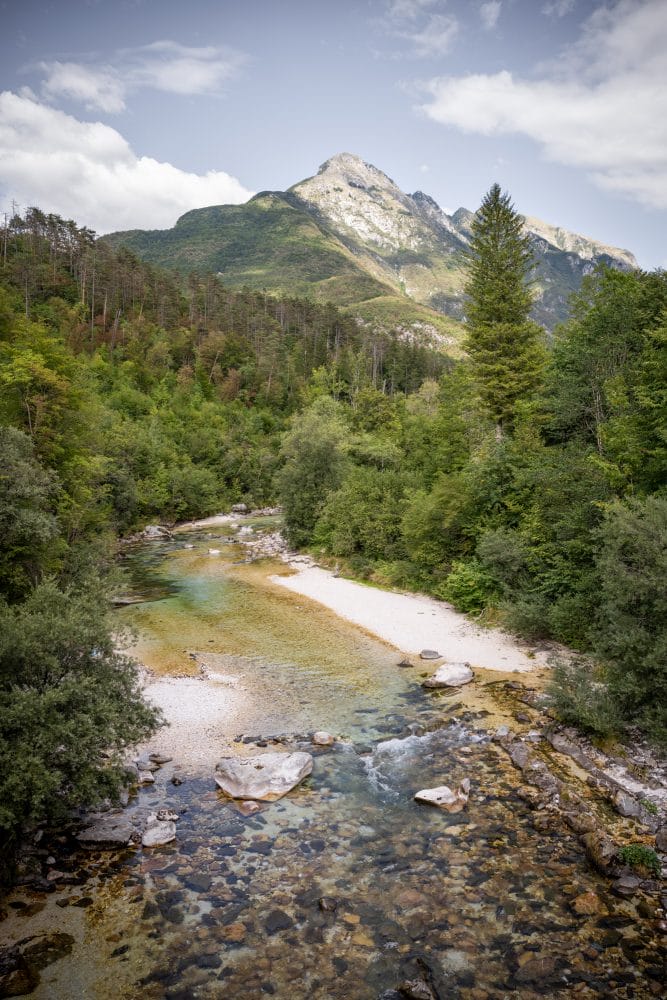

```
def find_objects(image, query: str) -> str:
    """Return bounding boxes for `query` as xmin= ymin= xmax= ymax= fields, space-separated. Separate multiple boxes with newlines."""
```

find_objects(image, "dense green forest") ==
xmin=1 ymin=200 xmax=665 ymax=878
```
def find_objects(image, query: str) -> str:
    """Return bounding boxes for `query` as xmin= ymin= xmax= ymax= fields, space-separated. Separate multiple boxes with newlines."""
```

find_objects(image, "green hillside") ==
xmin=102 ymin=193 xmax=465 ymax=340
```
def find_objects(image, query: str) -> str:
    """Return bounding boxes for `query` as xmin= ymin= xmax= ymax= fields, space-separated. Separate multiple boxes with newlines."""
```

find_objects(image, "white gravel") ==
xmin=272 ymin=565 xmax=545 ymax=673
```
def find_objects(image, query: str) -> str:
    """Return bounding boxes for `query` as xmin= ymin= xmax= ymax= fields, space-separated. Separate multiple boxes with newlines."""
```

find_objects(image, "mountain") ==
xmin=104 ymin=152 xmax=637 ymax=334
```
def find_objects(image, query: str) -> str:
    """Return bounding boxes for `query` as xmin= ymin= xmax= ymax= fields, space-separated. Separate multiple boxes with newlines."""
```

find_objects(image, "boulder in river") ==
xmin=215 ymin=751 xmax=313 ymax=801
xmin=142 ymin=524 xmax=172 ymax=539
xmin=422 ymin=663 xmax=473 ymax=688
xmin=414 ymin=778 xmax=471 ymax=813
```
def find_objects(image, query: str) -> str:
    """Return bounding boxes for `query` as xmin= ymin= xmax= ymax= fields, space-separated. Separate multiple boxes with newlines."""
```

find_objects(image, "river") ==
xmin=0 ymin=519 xmax=664 ymax=998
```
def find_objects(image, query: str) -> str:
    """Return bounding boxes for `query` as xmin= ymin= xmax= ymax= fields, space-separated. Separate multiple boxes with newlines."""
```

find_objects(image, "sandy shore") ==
xmin=272 ymin=564 xmax=546 ymax=673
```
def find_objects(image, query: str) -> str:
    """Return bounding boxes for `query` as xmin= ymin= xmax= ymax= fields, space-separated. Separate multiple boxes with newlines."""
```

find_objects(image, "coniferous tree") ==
xmin=464 ymin=184 xmax=545 ymax=433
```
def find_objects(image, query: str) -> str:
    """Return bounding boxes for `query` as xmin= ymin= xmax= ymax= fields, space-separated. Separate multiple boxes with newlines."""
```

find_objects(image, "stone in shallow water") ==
xmin=571 ymin=891 xmax=608 ymax=916
xmin=264 ymin=909 xmax=294 ymax=934
xmin=312 ymin=731 xmax=335 ymax=747
xmin=214 ymin=752 xmax=313 ymax=801
xmin=422 ymin=663 xmax=473 ymax=688
xmin=142 ymin=817 xmax=176 ymax=848
xmin=419 ymin=649 xmax=441 ymax=660
xmin=414 ymin=779 xmax=471 ymax=814
xmin=76 ymin=816 xmax=134 ymax=848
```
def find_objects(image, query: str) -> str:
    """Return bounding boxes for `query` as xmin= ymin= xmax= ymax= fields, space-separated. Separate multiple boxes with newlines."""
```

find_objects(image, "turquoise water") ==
xmin=2 ymin=526 xmax=664 ymax=999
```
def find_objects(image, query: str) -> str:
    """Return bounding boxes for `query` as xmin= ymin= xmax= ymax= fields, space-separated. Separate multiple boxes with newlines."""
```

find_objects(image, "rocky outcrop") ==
xmin=214 ymin=751 xmax=313 ymax=801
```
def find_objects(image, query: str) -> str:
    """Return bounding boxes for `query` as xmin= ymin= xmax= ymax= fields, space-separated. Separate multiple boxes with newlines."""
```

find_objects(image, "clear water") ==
xmin=2 ymin=527 xmax=664 ymax=999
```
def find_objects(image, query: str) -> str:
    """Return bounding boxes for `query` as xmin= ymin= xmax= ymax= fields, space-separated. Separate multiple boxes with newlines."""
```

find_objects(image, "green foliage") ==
xmin=275 ymin=398 xmax=350 ymax=547
xmin=617 ymin=844 xmax=661 ymax=876
xmin=547 ymin=657 xmax=622 ymax=738
xmin=314 ymin=465 xmax=408 ymax=561
xmin=0 ymin=579 xmax=162 ymax=862
xmin=592 ymin=496 xmax=667 ymax=744
xmin=0 ymin=426 xmax=61 ymax=600
xmin=464 ymin=185 xmax=545 ymax=430
xmin=436 ymin=558 xmax=498 ymax=614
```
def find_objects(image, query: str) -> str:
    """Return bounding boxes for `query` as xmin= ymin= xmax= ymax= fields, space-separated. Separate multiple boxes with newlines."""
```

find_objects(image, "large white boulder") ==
xmin=215 ymin=752 xmax=313 ymax=801
xmin=414 ymin=778 xmax=471 ymax=813
xmin=422 ymin=663 xmax=473 ymax=688
xmin=142 ymin=814 xmax=177 ymax=847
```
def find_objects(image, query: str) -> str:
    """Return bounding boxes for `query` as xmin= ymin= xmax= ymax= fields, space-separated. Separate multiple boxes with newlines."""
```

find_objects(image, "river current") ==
xmin=1 ymin=521 xmax=664 ymax=998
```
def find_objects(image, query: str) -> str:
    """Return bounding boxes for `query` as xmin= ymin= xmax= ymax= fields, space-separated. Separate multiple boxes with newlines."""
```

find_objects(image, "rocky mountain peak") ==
xmin=315 ymin=152 xmax=399 ymax=193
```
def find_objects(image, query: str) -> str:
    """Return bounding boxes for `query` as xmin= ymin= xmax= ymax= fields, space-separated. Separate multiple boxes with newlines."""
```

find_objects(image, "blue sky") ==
xmin=0 ymin=0 xmax=665 ymax=268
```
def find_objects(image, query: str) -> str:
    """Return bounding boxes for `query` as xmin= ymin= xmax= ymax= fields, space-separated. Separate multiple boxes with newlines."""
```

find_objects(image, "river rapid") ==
xmin=0 ymin=519 xmax=664 ymax=999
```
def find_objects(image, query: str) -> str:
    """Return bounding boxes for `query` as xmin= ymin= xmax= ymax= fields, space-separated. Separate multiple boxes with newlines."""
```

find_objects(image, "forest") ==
xmin=0 ymin=198 xmax=665 ymax=877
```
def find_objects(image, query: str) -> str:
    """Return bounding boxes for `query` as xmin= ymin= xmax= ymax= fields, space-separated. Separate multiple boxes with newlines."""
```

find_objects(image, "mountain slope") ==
xmin=104 ymin=152 xmax=637 ymax=333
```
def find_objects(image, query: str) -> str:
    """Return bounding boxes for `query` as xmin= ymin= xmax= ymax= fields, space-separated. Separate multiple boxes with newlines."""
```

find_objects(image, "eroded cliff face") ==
xmin=290 ymin=152 xmax=637 ymax=327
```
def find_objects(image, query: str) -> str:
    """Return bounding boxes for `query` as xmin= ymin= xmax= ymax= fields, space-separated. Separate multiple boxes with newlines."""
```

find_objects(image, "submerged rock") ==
xmin=142 ymin=815 xmax=177 ymax=848
xmin=312 ymin=731 xmax=335 ymax=747
xmin=76 ymin=816 xmax=134 ymax=848
xmin=422 ymin=663 xmax=473 ymax=688
xmin=419 ymin=649 xmax=441 ymax=660
xmin=214 ymin=751 xmax=313 ymax=801
xmin=414 ymin=778 xmax=471 ymax=813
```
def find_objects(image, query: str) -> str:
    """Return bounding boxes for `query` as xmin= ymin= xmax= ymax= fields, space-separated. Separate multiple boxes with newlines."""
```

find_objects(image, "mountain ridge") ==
xmin=103 ymin=152 xmax=637 ymax=334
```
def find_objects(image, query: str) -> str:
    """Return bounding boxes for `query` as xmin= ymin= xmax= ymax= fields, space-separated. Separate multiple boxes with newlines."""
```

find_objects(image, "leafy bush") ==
xmin=436 ymin=559 xmax=498 ymax=614
xmin=547 ymin=656 xmax=622 ymax=738
xmin=617 ymin=844 xmax=661 ymax=876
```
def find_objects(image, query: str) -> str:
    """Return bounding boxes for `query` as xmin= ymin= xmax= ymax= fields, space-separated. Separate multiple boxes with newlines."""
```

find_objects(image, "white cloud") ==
xmin=0 ymin=90 xmax=253 ymax=233
xmin=387 ymin=0 xmax=439 ymax=20
xmin=40 ymin=61 xmax=126 ymax=113
xmin=419 ymin=0 xmax=667 ymax=209
xmin=402 ymin=13 xmax=459 ymax=56
xmin=480 ymin=1 xmax=502 ymax=30
xmin=542 ymin=0 xmax=575 ymax=16
xmin=38 ymin=40 xmax=245 ymax=113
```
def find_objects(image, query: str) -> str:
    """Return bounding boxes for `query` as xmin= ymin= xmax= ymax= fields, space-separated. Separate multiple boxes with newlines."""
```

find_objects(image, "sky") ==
xmin=0 ymin=0 xmax=665 ymax=268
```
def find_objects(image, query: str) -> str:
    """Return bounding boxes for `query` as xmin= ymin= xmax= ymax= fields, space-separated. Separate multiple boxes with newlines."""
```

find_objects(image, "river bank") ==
xmin=2 ymin=515 xmax=665 ymax=999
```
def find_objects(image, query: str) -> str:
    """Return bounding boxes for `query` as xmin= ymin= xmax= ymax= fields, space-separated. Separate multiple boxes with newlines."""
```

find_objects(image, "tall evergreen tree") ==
xmin=464 ymin=183 xmax=545 ymax=433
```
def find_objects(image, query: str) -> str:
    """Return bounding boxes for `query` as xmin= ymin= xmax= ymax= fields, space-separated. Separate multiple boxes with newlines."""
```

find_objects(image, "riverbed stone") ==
xmin=312 ymin=731 xmax=335 ymax=747
xmin=215 ymin=752 xmax=313 ymax=801
xmin=571 ymin=891 xmax=608 ymax=916
xmin=422 ymin=663 xmax=473 ymax=689
xmin=0 ymin=950 xmax=38 ymax=997
xmin=419 ymin=649 xmax=441 ymax=660
xmin=76 ymin=816 xmax=134 ymax=848
xmin=414 ymin=779 xmax=470 ymax=813
xmin=142 ymin=817 xmax=176 ymax=848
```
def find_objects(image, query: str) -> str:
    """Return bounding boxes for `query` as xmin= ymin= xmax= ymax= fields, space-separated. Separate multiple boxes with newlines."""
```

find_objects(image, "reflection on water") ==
xmin=2 ymin=527 xmax=664 ymax=999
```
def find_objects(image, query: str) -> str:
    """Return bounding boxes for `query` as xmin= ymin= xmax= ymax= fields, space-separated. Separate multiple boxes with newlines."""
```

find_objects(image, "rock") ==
xmin=142 ymin=817 xmax=177 ymax=848
xmin=582 ymin=830 xmax=618 ymax=872
xmin=214 ymin=751 xmax=313 ymax=801
xmin=655 ymin=827 xmax=667 ymax=852
xmin=515 ymin=955 xmax=557 ymax=983
xmin=414 ymin=778 xmax=471 ymax=813
xmin=76 ymin=816 xmax=134 ymax=848
xmin=318 ymin=897 xmax=338 ymax=912
xmin=397 ymin=658 xmax=414 ymax=668
xmin=156 ymin=808 xmax=179 ymax=822
xmin=137 ymin=771 xmax=155 ymax=784
xmin=399 ymin=980 xmax=436 ymax=1000
xmin=264 ymin=909 xmax=294 ymax=934
xmin=571 ymin=891 xmax=608 ymax=916
xmin=231 ymin=503 xmax=248 ymax=513
xmin=312 ymin=731 xmax=335 ymax=747
xmin=222 ymin=922 xmax=247 ymax=942
xmin=612 ymin=874 xmax=641 ymax=897
xmin=236 ymin=800 xmax=263 ymax=816
xmin=142 ymin=524 xmax=172 ymax=539
xmin=0 ymin=950 xmax=38 ymax=997
xmin=494 ymin=725 xmax=510 ymax=739
xmin=614 ymin=791 xmax=643 ymax=819
xmin=422 ymin=663 xmax=473 ymax=688
xmin=208 ymin=548 xmax=221 ymax=555
xmin=149 ymin=752 xmax=173 ymax=765
xmin=419 ymin=649 xmax=441 ymax=660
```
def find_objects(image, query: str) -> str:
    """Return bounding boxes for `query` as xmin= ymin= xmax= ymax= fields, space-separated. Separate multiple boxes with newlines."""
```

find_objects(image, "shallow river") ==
xmin=1 ymin=522 xmax=664 ymax=999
